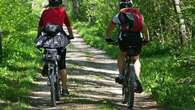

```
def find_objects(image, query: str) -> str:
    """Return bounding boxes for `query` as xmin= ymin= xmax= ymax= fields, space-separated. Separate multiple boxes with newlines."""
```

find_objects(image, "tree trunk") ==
xmin=173 ymin=0 xmax=188 ymax=46
xmin=72 ymin=0 xmax=79 ymax=18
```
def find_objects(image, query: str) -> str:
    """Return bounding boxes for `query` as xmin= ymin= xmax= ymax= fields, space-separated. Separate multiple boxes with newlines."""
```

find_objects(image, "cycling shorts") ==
xmin=118 ymin=32 xmax=142 ymax=56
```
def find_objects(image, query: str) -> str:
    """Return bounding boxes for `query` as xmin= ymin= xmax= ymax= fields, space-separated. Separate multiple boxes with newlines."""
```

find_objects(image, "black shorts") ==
xmin=118 ymin=32 xmax=142 ymax=55
xmin=58 ymin=48 xmax=66 ymax=70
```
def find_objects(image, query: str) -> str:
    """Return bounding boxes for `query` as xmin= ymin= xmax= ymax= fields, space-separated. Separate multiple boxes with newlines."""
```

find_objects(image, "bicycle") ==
xmin=121 ymin=46 xmax=138 ymax=109
xmin=107 ymin=39 xmax=144 ymax=109
xmin=43 ymin=48 xmax=61 ymax=106
xmin=35 ymin=25 xmax=70 ymax=106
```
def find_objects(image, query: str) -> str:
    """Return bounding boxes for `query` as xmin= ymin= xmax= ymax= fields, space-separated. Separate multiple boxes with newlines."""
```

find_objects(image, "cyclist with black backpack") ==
xmin=37 ymin=0 xmax=74 ymax=96
xmin=105 ymin=0 xmax=149 ymax=93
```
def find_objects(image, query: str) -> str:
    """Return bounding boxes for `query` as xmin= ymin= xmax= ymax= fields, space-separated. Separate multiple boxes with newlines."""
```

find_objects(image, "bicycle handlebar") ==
xmin=105 ymin=38 xmax=118 ymax=45
xmin=105 ymin=38 xmax=149 ymax=46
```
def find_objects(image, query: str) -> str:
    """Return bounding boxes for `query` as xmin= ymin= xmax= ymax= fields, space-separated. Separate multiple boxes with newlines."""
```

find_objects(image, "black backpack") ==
xmin=43 ymin=24 xmax=63 ymax=37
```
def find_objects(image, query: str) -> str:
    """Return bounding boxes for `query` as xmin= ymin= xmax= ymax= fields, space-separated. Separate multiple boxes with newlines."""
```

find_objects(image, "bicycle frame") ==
xmin=44 ymin=48 xmax=61 ymax=107
xmin=107 ymin=40 xmax=141 ymax=109
xmin=36 ymin=27 xmax=71 ymax=106
xmin=122 ymin=53 xmax=137 ymax=109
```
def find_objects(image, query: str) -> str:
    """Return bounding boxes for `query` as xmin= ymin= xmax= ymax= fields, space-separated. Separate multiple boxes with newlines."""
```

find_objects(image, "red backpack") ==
xmin=119 ymin=8 xmax=143 ymax=32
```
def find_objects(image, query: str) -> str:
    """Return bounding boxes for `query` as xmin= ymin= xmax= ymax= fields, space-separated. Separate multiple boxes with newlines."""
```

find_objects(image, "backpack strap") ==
xmin=119 ymin=8 xmax=143 ymax=32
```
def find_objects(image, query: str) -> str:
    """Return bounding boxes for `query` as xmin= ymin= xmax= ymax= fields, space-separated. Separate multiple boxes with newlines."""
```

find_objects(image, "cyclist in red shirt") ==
xmin=38 ymin=0 xmax=74 ymax=96
xmin=105 ymin=0 xmax=149 ymax=93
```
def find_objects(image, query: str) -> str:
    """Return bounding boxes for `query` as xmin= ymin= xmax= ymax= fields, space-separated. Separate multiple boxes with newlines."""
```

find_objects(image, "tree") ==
xmin=72 ymin=0 xmax=79 ymax=18
xmin=173 ymin=0 xmax=188 ymax=46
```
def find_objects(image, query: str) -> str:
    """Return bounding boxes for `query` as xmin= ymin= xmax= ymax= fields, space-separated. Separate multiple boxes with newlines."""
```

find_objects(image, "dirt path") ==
xmin=29 ymin=30 xmax=164 ymax=110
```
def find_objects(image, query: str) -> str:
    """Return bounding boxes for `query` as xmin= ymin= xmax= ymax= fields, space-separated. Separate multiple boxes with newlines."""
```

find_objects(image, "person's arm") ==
xmin=67 ymin=26 xmax=74 ymax=39
xmin=37 ymin=12 xmax=44 ymax=39
xmin=37 ymin=26 xmax=42 ymax=38
xmin=64 ymin=9 xmax=74 ymax=39
xmin=142 ymin=22 xmax=150 ymax=41
xmin=106 ymin=22 xmax=116 ymax=39
xmin=106 ymin=13 xmax=119 ymax=40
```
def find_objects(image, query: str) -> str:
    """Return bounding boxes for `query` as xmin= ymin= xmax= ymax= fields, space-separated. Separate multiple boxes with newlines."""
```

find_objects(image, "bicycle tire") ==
xmin=49 ymin=65 xmax=56 ymax=107
xmin=127 ymin=64 xmax=135 ymax=109
xmin=122 ymin=67 xmax=128 ymax=104
xmin=54 ymin=80 xmax=60 ymax=101
xmin=54 ymin=64 xmax=60 ymax=101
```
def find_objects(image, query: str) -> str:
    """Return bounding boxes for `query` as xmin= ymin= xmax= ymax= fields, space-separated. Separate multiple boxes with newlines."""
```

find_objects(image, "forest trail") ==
xmin=29 ymin=30 xmax=164 ymax=110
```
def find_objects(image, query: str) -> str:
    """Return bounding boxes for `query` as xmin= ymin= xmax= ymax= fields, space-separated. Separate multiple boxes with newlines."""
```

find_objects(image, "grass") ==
xmin=1 ymin=103 xmax=29 ymax=110
xmin=140 ymin=44 xmax=195 ymax=109
xmin=0 ymin=31 xmax=40 ymax=109
xmin=96 ymin=102 xmax=119 ymax=110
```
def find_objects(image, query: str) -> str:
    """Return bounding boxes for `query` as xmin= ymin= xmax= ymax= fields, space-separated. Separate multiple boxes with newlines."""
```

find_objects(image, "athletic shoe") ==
xmin=61 ymin=88 xmax=69 ymax=96
xmin=134 ymin=80 xmax=143 ymax=93
xmin=115 ymin=74 xmax=125 ymax=84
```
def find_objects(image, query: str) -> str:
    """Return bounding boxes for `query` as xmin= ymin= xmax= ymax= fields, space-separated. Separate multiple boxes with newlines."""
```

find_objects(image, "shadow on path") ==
xmin=28 ymin=30 xmax=164 ymax=110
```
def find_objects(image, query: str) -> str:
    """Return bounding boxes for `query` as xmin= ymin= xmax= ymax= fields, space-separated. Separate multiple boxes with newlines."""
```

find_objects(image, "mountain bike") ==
xmin=35 ymin=24 xmax=70 ymax=106
xmin=43 ymin=48 xmax=61 ymax=106
xmin=121 ymin=46 xmax=139 ymax=109
xmin=107 ymin=40 xmax=142 ymax=109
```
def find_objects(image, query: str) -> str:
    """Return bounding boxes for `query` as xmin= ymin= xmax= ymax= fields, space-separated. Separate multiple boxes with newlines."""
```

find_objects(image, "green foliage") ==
xmin=3 ymin=103 xmax=29 ymax=110
xmin=0 ymin=0 xmax=35 ymax=33
xmin=96 ymin=101 xmax=118 ymax=110
xmin=70 ymin=0 xmax=118 ymax=35
xmin=136 ymin=0 xmax=180 ymax=47
xmin=0 ymin=31 xmax=39 ymax=109
xmin=71 ymin=0 xmax=195 ymax=109
xmin=0 ymin=0 xmax=39 ymax=109
xmin=141 ymin=44 xmax=195 ymax=110
xmin=74 ymin=22 xmax=119 ymax=58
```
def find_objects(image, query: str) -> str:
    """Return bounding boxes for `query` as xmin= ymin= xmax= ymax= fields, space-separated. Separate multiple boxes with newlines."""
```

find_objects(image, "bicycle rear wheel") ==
xmin=122 ymin=71 xmax=128 ymax=104
xmin=127 ymin=64 xmax=135 ymax=109
xmin=49 ymin=64 xmax=56 ymax=107
xmin=54 ymin=64 xmax=60 ymax=101
xmin=54 ymin=80 xmax=60 ymax=101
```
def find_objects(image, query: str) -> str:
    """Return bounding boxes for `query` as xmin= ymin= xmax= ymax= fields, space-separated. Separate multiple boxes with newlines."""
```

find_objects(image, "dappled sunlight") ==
xmin=31 ymin=91 xmax=50 ymax=97
xmin=71 ymin=64 xmax=118 ymax=74
xmin=29 ymin=31 xmax=163 ymax=110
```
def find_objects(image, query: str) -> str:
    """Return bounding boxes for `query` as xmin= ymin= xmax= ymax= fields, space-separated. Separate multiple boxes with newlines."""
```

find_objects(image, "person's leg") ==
xmin=116 ymin=32 xmax=128 ymax=83
xmin=58 ymin=49 xmax=69 ymax=96
xmin=117 ymin=51 xmax=125 ymax=74
xmin=41 ymin=63 xmax=48 ymax=77
xmin=59 ymin=69 xmax=69 ymax=95
xmin=132 ymin=55 xmax=141 ymax=80
xmin=59 ymin=69 xmax=67 ymax=89
xmin=116 ymin=51 xmax=126 ymax=84
xmin=132 ymin=55 xmax=143 ymax=93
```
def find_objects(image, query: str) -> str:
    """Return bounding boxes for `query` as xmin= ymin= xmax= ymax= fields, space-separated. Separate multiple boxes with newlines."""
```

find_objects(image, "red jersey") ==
xmin=39 ymin=7 xmax=71 ymax=27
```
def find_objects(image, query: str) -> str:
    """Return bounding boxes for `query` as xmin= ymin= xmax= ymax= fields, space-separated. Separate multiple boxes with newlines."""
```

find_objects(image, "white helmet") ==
xmin=120 ymin=0 xmax=133 ymax=9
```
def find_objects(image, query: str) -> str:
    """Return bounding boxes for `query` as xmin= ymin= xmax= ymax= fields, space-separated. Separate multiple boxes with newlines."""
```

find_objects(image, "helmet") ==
xmin=120 ymin=0 xmax=133 ymax=9
xmin=48 ymin=0 xmax=62 ymax=6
